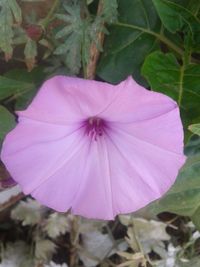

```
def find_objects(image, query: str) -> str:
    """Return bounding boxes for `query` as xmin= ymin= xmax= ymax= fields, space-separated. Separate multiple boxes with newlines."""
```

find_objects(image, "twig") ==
xmin=0 ymin=192 xmax=24 ymax=212
xmin=85 ymin=0 xmax=105 ymax=79
xmin=40 ymin=0 xmax=60 ymax=29
xmin=69 ymin=216 xmax=80 ymax=267
xmin=130 ymin=215 xmax=154 ymax=266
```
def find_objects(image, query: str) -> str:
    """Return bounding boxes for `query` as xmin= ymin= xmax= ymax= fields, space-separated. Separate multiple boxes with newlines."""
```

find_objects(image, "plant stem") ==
xmin=69 ymin=216 xmax=80 ymax=267
xmin=85 ymin=0 xmax=105 ymax=79
xmin=40 ymin=0 xmax=60 ymax=29
xmin=178 ymin=64 xmax=185 ymax=106
xmin=130 ymin=215 xmax=153 ymax=266
xmin=82 ymin=45 xmax=87 ymax=79
xmin=115 ymin=22 xmax=184 ymax=56
xmin=0 ymin=192 xmax=24 ymax=212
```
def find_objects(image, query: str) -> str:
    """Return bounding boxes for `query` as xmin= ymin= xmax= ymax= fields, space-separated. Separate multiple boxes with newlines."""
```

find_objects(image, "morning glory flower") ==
xmin=1 ymin=76 xmax=186 ymax=220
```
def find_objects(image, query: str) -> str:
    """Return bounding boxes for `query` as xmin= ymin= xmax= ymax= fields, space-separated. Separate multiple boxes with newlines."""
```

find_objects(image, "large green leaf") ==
xmin=152 ymin=0 xmax=199 ymax=32
xmin=150 ymin=155 xmax=200 ymax=217
xmin=152 ymin=0 xmax=200 ymax=50
xmin=0 ymin=105 xmax=16 ymax=142
xmin=0 ymin=76 xmax=33 ymax=100
xmin=142 ymin=51 xmax=200 ymax=127
xmin=11 ymin=68 xmax=46 ymax=109
xmin=0 ymin=67 xmax=46 ymax=109
xmin=149 ymin=136 xmax=200 ymax=229
xmin=98 ymin=0 xmax=200 ymax=85
xmin=97 ymin=0 xmax=161 ymax=85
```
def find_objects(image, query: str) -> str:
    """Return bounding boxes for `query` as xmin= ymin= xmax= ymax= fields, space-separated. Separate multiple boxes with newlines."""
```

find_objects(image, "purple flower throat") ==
xmin=86 ymin=117 xmax=105 ymax=141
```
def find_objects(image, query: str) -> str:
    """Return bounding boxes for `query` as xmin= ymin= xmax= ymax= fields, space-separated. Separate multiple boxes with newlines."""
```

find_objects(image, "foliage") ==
xmin=0 ymin=0 xmax=22 ymax=60
xmin=189 ymin=123 xmax=200 ymax=136
xmin=11 ymin=198 xmax=44 ymax=225
xmin=97 ymin=0 xmax=161 ymax=85
xmin=2 ymin=196 xmax=200 ymax=267
xmin=44 ymin=213 xmax=70 ymax=238
xmin=54 ymin=0 xmax=117 ymax=74
xmin=0 ymin=106 xmax=15 ymax=142
xmin=142 ymin=51 xmax=200 ymax=129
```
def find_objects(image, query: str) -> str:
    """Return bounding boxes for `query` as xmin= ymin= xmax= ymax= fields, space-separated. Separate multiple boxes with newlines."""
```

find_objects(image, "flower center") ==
xmin=86 ymin=117 xmax=104 ymax=141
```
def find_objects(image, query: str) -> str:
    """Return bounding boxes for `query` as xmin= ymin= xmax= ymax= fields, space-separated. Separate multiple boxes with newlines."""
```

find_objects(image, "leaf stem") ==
xmin=178 ymin=64 xmax=184 ymax=106
xmin=40 ymin=0 xmax=60 ymax=29
xmin=115 ymin=22 xmax=184 ymax=57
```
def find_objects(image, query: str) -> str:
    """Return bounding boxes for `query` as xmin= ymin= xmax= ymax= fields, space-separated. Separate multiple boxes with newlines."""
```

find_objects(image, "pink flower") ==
xmin=1 ymin=76 xmax=186 ymax=220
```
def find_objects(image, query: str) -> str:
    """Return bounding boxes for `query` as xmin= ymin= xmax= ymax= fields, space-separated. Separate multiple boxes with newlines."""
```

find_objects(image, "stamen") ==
xmin=86 ymin=117 xmax=104 ymax=141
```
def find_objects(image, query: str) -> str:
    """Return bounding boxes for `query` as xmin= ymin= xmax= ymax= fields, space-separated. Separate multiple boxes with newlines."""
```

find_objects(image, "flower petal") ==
xmin=17 ymin=76 xmax=177 ymax=125
xmin=31 ymin=139 xmax=90 ymax=212
xmin=104 ymin=123 xmax=186 ymax=216
xmin=71 ymin=137 xmax=114 ymax=220
xmin=17 ymin=76 xmax=121 ymax=124
xmin=99 ymin=76 xmax=178 ymax=123
xmin=109 ymin=106 xmax=184 ymax=154
xmin=1 ymin=75 xmax=186 ymax=219
xmin=1 ymin=118 xmax=85 ymax=196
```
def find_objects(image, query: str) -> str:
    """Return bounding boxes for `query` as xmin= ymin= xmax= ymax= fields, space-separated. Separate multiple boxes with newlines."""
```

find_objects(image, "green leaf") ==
xmin=152 ymin=0 xmax=200 ymax=49
xmin=8 ymin=0 xmax=22 ymax=23
xmin=0 ymin=105 xmax=16 ymax=141
xmin=149 ymin=155 xmax=200 ymax=217
xmin=55 ymin=4 xmax=84 ymax=74
xmin=187 ymin=0 xmax=200 ymax=16
xmin=24 ymin=38 xmax=37 ymax=58
xmin=4 ymin=67 xmax=45 ymax=83
xmin=142 ymin=51 xmax=200 ymax=127
xmin=97 ymin=0 xmax=161 ymax=85
xmin=171 ymin=0 xmax=189 ymax=5
xmin=149 ymin=136 xmax=200 ymax=218
xmin=0 ymin=76 xmax=33 ymax=100
xmin=0 ymin=0 xmax=22 ymax=57
xmin=6 ymin=67 xmax=46 ymax=109
xmin=184 ymin=135 xmax=200 ymax=156
xmin=54 ymin=25 xmax=73 ymax=39
xmin=189 ymin=123 xmax=200 ymax=136
xmin=87 ymin=0 xmax=94 ymax=4
xmin=55 ymin=2 xmax=105 ymax=75
xmin=0 ymin=4 xmax=14 ymax=57
xmin=102 ymin=0 xmax=118 ymax=24
xmin=152 ymin=0 xmax=189 ymax=33
xmin=0 ymin=68 xmax=46 ymax=109
xmin=24 ymin=38 xmax=37 ymax=71
xmin=191 ymin=206 xmax=200 ymax=231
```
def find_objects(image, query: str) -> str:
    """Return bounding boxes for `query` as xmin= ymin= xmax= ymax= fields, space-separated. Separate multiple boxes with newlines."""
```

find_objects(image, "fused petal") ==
xmin=1 ymin=76 xmax=186 ymax=219
xmin=17 ymin=76 xmax=120 ymax=123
